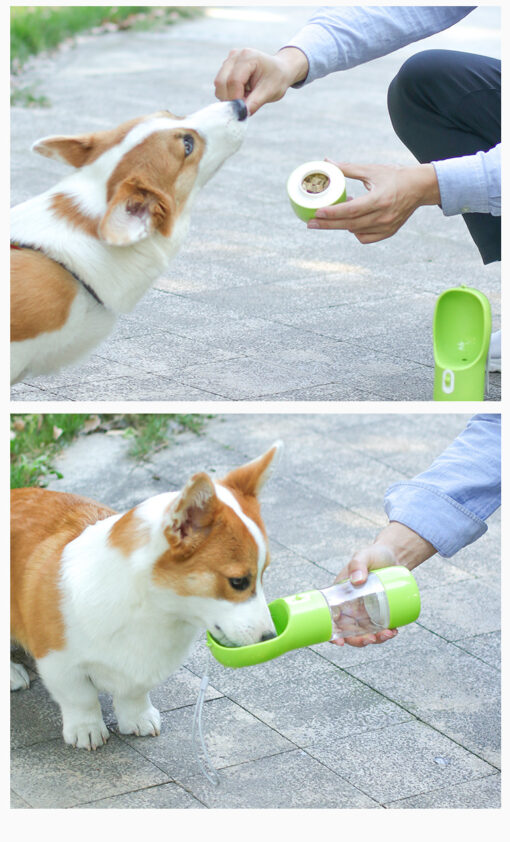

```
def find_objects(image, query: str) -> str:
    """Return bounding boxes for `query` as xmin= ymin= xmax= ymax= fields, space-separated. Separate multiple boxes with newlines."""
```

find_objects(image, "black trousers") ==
xmin=387 ymin=49 xmax=501 ymax=265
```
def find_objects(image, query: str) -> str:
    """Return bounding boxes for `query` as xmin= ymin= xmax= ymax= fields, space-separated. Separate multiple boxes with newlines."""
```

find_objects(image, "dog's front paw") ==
xmin=10 ymin=662 xmax=30 ymax=691
xmin=117 ymin=705 xmax=161 ymax=738
xmin=63 ymin=718 xmax=110 ymax=750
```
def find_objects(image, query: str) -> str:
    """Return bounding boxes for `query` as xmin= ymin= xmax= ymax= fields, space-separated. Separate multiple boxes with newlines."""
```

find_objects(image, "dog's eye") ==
xmin=183 ymin=134 xmax=194 ymax=156
xmin=229 ymin=576 xmax=251 ymax=591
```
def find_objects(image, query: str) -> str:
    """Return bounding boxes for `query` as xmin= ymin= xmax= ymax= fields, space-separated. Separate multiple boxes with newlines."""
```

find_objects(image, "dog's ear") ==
xmin=222 ymin=442 xmax=283 ymax=498
xmin=164 ymin=473 xmax=218 ymax=557
xmin=32 ymin=134 xmax=98 ymax=168
xmin=99 ymin=176 xmax=175 ymax=246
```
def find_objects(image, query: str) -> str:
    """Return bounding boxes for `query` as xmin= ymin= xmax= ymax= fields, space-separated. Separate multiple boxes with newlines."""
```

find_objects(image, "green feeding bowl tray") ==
xmin=433 ymin=286 xmax=491 ymax=401
xmin=207 ymin=590 xmax=333 ymax=669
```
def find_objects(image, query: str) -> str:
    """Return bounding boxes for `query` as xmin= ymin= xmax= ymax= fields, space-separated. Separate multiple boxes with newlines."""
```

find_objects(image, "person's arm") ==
xmin=384 ymin=414 xmax=501 ymax=558
xmin=334 ymin=414 xmax=501 ymax=647
xmin=287 ymin=6 xmax=476 ymax=86
xmin=215 ymin=6 xmax=475 ymax=114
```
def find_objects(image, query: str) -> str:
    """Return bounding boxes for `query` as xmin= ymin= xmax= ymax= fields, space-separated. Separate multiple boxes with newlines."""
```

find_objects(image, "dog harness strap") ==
xmin=10 ymin=240 xmax=105 ymax=307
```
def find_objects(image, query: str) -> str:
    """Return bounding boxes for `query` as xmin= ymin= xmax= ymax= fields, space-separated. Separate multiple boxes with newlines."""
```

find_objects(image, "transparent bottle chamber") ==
xmin=320 ymin=572 xmax=390 ymax=639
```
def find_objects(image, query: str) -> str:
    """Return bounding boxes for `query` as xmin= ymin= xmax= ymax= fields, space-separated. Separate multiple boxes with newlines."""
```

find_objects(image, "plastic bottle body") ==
xmin=320 ymin=573 xmax=390 ymax=640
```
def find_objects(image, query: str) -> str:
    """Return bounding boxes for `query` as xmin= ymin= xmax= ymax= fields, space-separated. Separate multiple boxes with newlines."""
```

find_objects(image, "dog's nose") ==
xmin=231 ymin=99 xmax=248 ymax=121
xmin=260 ymin=630 xmax=277 ymax=642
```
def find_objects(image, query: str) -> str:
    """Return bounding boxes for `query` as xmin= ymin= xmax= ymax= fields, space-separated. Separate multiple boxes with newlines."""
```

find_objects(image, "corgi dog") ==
xmin=10 ymin=99 xmax=247 ymax=384
xmin=10 ymin=443 xmax=280 ymax=750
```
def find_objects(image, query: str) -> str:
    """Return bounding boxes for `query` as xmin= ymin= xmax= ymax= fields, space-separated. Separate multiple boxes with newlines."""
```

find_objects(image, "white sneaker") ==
xmin=489 ymin=330 xmax=501 ymax=373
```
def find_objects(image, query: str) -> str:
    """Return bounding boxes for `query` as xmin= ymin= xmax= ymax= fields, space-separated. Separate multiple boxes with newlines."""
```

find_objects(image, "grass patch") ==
xmin=11 ymin=6 xmax=203 ymax=72
xmin=108 ymin=413 xmax=210 ymax=461
xmin=10 ymin=414 xmax=89 ymax=488
xmin=10 ymin=83 xmax=51 ymax=108
xmin=10 ymin=413 xmax=210 ymax=488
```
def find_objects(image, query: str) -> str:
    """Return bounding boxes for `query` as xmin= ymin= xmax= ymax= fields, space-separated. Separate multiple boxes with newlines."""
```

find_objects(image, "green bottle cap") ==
xmin=370 ymin=566 xmax=421 ymax=628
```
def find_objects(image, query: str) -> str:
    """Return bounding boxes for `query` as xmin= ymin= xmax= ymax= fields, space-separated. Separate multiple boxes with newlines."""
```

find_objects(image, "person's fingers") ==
xmin=308 ymin=208 xmax=386 ymax=231
xmin=214 ymin=52 xmax=243 ymax=99
xmin=343 ymin=628 xmax=398 ymax=648
xmin=314 ymin=192 xmax=381 ymax=222
xmin=355 ymin=231 xmax=393 ymax=244
xmin=245 ymin=81 xmax=279 ymax=114
xmin=324 ymin=159 xmax=374 ymax=183
xmin=344 ymin=634 xmax=378 ymax=647
xmin=329 ymin=637 xmax=345 ymax=647
xmin=214 ymin=51 xmax=258 ymax=102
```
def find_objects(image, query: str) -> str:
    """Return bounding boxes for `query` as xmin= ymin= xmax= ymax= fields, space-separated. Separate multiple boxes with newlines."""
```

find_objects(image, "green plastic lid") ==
xmin=370 ymin=566 xmax=421 ymax=628
xmin=432 ymin=286 xmax=491 ymax=401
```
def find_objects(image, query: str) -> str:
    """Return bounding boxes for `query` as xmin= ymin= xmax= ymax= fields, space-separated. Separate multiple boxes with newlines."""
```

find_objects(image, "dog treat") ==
xmin=302 ymin=172 xmax=330 ymax=194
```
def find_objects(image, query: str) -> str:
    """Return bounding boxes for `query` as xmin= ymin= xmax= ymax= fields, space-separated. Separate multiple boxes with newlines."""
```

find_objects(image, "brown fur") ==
xmin=11 ymin=248 xmax=78 ymax=342
xmin=152 ymin=498 xmax=259 ymax=600
xmin=151 ymin=454 xmax=276 ymax=600
xmin=33 ymin=112 xmax=182 ymax=168
xmin=33 ymin=115 xmax=150 ymax=168
xmin=102 ymin=129 xmax=204 ymax=241
xmin=10 ymin=488 xmax=115 ymax=658
xmin=50 ymin=194 xmax=101 ymax=238
xmin=108 ymin=507 xmax=150 ymax=555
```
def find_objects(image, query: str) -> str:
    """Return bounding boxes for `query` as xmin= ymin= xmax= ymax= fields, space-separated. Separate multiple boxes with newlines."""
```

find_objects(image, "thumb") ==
xmin=337 ymin=544 xmax=396 ymax=587
xmin=245 ymin=91 xmax=264 ymax=116
xmin=246 ymin=79 xmax=287 ymax=115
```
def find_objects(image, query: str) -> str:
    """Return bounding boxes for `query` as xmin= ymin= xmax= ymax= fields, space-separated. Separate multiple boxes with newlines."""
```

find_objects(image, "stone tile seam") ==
xmin=337 ymin=663 xmax=501 ymax=772
xmin=381 ymin=769 xmax=500 ymax=808
xmin=411 ymin=620 xmax=501 ymax=667
xmin=72 ymin=779 xmax=208 ymax=810
xmin=309 ymin=646 xmax=500 ymax=769
xmin=174 ymin=744 xmax=382 ymax=807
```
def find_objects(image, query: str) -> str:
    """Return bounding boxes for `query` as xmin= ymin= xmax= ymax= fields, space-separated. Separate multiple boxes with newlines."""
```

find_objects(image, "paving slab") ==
xmin=306 ymin=720 xmax=496 ymax=806
xmin=185 ymin=643 xmax=414 ymax=747
xmin=117 ymin=697 xmax=294 ymax=780
xmin=178 ymin=749 xmax=380 ymax=809
xmin=454 ymin=631 xmax=501 ymax=671
xmin=11 ymin=735 xmax=170 ymax=809
xmin=10 ymin=6 xmax=500 ymax=402
xmin=387 ymin=771 xmax=501 ymax=809
xmin=78 ymin=782 xmax=206 ymax=809
xmin=10 ymin=677 xmax=63 ymax=750
xmin=417 ymin=579 xmax=500 ymax=641
xmin=346 ymin=636 xmax=501 ymax=767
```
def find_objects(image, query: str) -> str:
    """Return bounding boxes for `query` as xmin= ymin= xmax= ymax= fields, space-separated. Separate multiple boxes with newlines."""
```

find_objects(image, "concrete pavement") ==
xmin=10 ymin=6 xmax=500 ymax=402
xmin=10 ymin=413 xmax=501 ymax=808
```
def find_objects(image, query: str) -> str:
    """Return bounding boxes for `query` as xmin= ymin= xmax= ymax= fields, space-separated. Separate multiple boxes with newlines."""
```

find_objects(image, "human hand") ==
xmin=307 ymin=161 xmax=440 ymax=243
xmin=214 ymin=47 xmax=308 ymax=115
xmin=331 ymin=544 xmax=399 ymax=648
xmin=331 ymin=523 xmax=435 ymax=648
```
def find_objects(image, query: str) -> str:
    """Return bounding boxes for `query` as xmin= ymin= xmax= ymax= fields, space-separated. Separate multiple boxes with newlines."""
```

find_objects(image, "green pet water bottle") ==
xmin=207 ymin=566 xmax=420 ymax=668
xmin=433 ymin=286 xmax=491 ymax=401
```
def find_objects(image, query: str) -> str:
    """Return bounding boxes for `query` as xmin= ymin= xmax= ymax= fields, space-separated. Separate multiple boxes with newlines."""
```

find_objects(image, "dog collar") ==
xmin=10 ymin=240 xmax=105 ymax=307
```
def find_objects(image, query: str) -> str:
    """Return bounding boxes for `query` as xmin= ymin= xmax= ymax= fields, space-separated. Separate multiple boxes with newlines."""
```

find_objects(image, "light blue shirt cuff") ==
xmin=433 ymin=145 xmax=501 ymax=217
xmin=384 ymin=481 xmax=487 ymax=558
